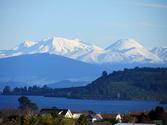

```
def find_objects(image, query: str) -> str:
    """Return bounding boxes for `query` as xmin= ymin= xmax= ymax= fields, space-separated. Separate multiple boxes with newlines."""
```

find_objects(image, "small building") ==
xmin=88 ymin=113 xmax=103 ymax=123
xmin=116 ymin=114 xmax=122 ymax=123
xmin=40 ymin=108 xmax=80 ymax=119
xmin=58 ymin=109 xmax=73 ymax=118
xmin=72 ymin=111 xmax=82 ymax=119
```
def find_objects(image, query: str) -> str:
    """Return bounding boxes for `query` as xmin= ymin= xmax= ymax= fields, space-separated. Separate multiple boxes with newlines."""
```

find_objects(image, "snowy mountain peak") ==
xmin=52 ymin=37 xmax=83 ymax=51
xmin=23 ymin=40 xmax=37 ymax=48
xmin=151 ymin=46 xmax=167 ymax=51
xmin=0 ymin=36 xmax=166 ymax=64
xmin=104 ymin=38 xmax=163 ymax=63
xmin=106 ymin=38 xmax=143 ymax=51
xmin=50 ymin=37 xmax=103 ymax=54
xmin=151 ymin=47 xmax=167 ymax=62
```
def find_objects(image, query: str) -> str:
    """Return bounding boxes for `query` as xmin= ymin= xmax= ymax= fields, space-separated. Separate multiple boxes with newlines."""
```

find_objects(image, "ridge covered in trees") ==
xmin=2 ymin=67 xmax=167 ymax=101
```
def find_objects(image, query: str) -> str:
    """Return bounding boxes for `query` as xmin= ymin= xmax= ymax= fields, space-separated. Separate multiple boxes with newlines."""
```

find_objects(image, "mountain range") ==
xmin=0 ymin=36 xmax=167 ymax=87
xmin=0 ymin=37 xmax=167 ymax=64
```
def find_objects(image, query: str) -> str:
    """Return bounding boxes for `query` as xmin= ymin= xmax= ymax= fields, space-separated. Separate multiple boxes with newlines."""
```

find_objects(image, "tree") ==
xmin=23 ymin=115 xmax=39 ymax=125
xmin=102 ymin=71 xmax=108 ymax=77
xmin=149 ymin=106 xmax=166 ymax=124
xmin=18 ymin=96 xmax=38 ymax=111
xmin=38 ymin=115 xmax=56 ymax=125
xmin=59 ymin=118 xmax=76 ymax=125
xmin=18 ymin=96 xmax=31 ymax=109
xmin=122 ymin=114 xmax=134 ymax=123
xmin=77 ymin=115 xmax=88 ymax=125
xmin=155 ymin=106 xmax=165 ymax=114
xmin=3 ymin=86 xmax=11 ymax=94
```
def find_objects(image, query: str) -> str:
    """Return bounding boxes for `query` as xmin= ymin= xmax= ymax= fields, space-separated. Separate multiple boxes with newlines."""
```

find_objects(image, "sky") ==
xmin=0 ymin=0 xmax=167 ymax=49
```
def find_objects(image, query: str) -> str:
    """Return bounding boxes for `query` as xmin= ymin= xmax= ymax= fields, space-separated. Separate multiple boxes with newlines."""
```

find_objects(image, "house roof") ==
xmin=40 ymin=108 xmax=60 ymax=113
xmin=101 ymin=113 xmax=115 ymax=119
xmin=93 ymin=121 xmax=112 ymax=125
xmin=40 ymin=108 xmax=70 ymax=115
xmin=130 ymin=112 xmax=148 ymax=116
xmin=59 ymin=109 xmax=69 ymax=116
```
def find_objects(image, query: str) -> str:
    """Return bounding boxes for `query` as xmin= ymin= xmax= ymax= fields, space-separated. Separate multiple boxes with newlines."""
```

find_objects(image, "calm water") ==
xmin=0 ymin=95 xmax=167 ymax=113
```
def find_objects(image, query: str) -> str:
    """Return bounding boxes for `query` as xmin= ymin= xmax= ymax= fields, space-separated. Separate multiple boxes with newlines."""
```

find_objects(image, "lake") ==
xmin=0 ymin=95 xmax=167 ymax=113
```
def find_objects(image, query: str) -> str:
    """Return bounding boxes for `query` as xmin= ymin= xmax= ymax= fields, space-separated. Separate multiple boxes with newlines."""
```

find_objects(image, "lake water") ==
xmin=0 ymin=95 xmax=167 ymax=113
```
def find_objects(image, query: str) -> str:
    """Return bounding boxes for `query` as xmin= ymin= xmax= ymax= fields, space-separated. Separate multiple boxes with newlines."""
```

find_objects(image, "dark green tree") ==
xmin=18 ymin=96 xmax=38 ymax=111
xmin=102 ymin=71 xmax=108 ymax=77
xmin=3 ymin=86 xmax=11 ymax=94
xmin=77 ymin=115 xmax=88 ymax=125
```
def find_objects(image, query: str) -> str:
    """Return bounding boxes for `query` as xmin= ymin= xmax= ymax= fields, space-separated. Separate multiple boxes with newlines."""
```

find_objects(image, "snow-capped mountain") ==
xmin=106 ymin=38 xmax=143 ymax=51
xmin=105 ymin=39 xmax=162 ymax=63
xmin=0 ymin=37 xmax=165 ymax=64
xmin=151 ymin=47 xmax=167 ymax=62
xmin=0 ymin=37 xmax=103 ymax=63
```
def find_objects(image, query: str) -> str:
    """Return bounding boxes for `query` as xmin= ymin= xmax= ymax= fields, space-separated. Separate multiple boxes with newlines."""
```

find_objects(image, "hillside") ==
xmin=4 ymin=67 xmax=167 ymax=101
xmin=48 ymin=67 xmax=167 ymax=101
xmin=0 ymin=53 xmax=103 ymax=85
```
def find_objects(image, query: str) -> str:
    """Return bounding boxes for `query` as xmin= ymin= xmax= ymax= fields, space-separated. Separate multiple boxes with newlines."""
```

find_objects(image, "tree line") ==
xmin=2 ymin=67 xmax=167 ymax=101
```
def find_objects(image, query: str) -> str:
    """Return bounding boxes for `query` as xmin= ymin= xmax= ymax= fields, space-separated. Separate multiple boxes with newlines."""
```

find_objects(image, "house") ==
xmin=130 ymin=112 xmax=148 ymax=117
xmin=58 ymin=109 xmax=73 ymax=118
xmin=116 ymin=114 xmax=122 ymax=123
xmin=40 ymin=108 xmax=77 ymax=119
xmin=72 ymin=111 xmax=82 ymax=119
xmin=88 ymin=113 xmax=103 ymax=123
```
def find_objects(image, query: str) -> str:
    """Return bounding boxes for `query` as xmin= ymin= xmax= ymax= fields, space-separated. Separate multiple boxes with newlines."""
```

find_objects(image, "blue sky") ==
xmin=0 ymin=0 xmax=167 ymax=49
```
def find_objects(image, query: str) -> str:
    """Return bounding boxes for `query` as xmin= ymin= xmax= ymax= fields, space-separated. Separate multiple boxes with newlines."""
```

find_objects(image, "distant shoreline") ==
xmin=1 ymin=93 xmax=162 ymax=102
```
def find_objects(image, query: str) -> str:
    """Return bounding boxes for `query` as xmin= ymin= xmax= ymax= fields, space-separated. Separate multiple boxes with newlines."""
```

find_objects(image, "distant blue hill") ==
xmin=47 ymin=80 xmax=89 ymax=88
xmin=0 ymin=53 xmax=166 ymax=88
xmin=0 ymin=53 xmax=103 ymax=85
xmin=0 ymin=81 xmax=29 ymax=91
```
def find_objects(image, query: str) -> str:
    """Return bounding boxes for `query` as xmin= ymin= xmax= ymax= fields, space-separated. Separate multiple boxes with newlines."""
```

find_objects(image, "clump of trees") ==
xmin=76 ymin=115 xmax=89 ymax=125
xmin=2 ymin=85 xmax=53 ymax=96
xmin=18 ymin=96 xmax=38 ymax=111
xmin=149 ymin=106 xmax=167 ymax=124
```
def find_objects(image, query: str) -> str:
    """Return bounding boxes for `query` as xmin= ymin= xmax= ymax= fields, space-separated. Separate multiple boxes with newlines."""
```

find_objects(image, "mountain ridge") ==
xmin=151 ymin=47 xmax=167 ymax=62
xmin=0 ymin=36 xmax=166 ymax=64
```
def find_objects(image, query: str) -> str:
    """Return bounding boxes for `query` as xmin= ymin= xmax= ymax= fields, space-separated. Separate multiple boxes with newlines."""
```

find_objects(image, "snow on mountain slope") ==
xmin=0 ymin=37 xmax=102 ymax=61
xmin=51 ymin=37 xmax=103 ymax=60
xmin=105 ymin=39 xmax=162 ymax=63
xmin=0 ymin=37 xmax=164 ymax=64
xmin=151 ymin=47 xmax=167 ymax=62
xmin=106 ymin=38 xmax=143 ymax=51
xmin=24 ymin=40 xmax=38 ymax=48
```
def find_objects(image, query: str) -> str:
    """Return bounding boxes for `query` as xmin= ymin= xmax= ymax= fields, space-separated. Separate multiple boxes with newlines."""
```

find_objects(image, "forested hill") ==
xmin=3 ymin=67 xmax=167 ymax=101
xmin=82 ymin=67 xmax=167 ymax=100
xmin=48 ymin=67 xmax=167 ymax=101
